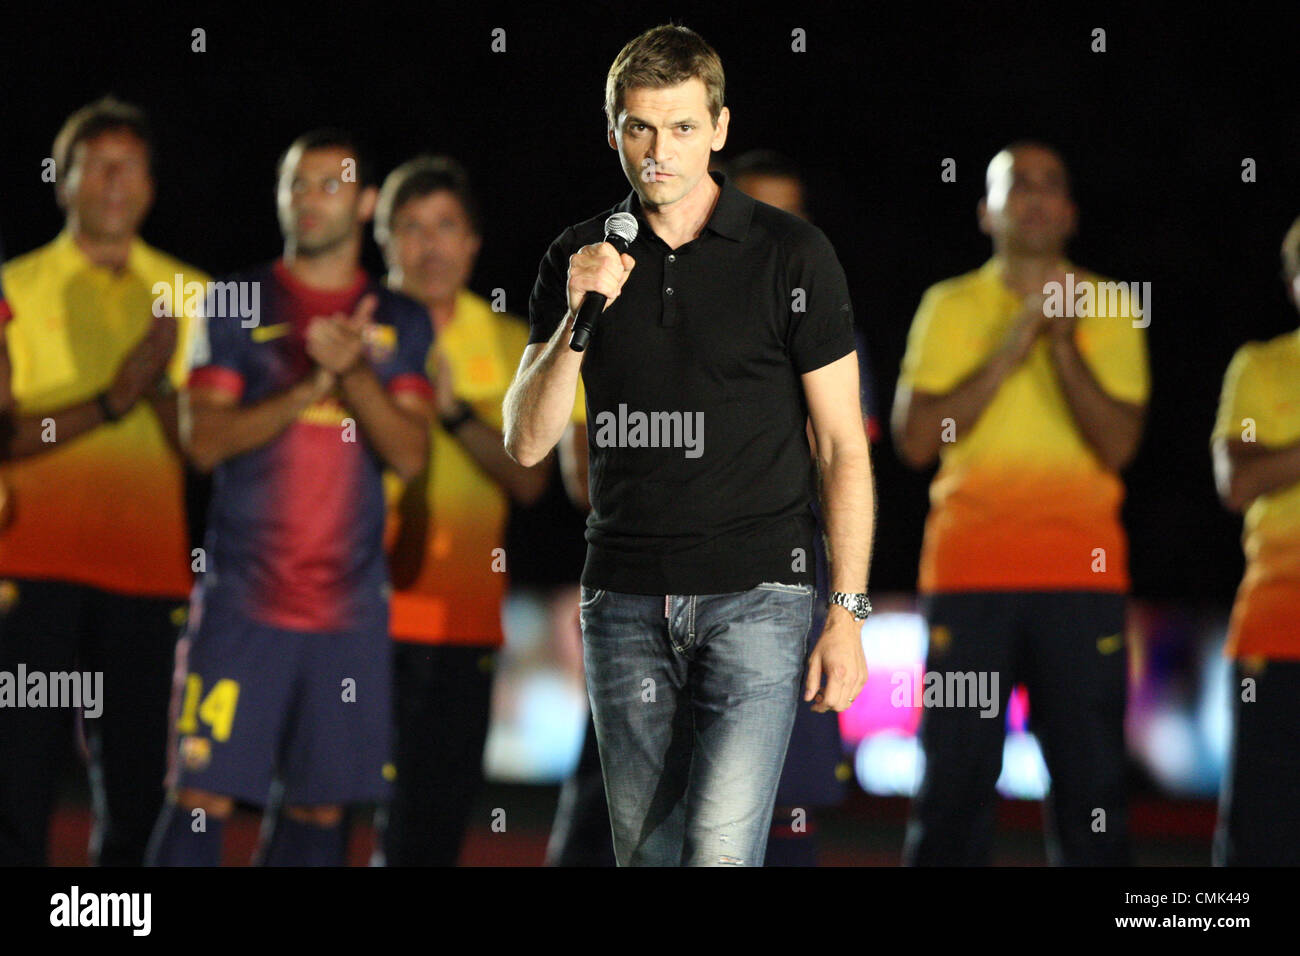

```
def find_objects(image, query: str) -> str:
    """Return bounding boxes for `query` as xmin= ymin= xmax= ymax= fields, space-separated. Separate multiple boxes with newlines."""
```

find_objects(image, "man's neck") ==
xmin=429 ymin=296 xmax=456 ymax=332
xmin=385 ymin=274 xmax=457 ymax=331
xmin=70 ymin=224 xmax=133 ymax=273
xmin=283 ymin=240 xmax=362 ymax=291
xmin=642 ymin=174 xmax=722 ymax=250
xmin=995 ymin=249 xmax=1067 ymax=297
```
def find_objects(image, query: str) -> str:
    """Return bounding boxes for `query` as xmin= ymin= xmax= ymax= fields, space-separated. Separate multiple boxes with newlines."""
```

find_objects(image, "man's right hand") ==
xmin=106 ymin=316 xmax=177 ymax=418
xmin=566 ymin=241 xmax=635 ymax=318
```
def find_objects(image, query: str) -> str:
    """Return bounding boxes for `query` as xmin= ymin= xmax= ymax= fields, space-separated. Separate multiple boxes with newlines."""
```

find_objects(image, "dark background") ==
xmin=4 ymin=2 xmax=1298 ymax=602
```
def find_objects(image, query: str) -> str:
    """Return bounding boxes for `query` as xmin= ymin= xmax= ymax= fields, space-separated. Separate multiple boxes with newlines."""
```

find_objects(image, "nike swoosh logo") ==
xmin=251 ymin=323 xmax=291 ymax=342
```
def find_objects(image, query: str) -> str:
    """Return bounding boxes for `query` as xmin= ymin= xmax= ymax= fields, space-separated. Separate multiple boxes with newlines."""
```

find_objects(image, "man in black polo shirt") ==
xmin=504 ymin=24 xmax=874 ymax=867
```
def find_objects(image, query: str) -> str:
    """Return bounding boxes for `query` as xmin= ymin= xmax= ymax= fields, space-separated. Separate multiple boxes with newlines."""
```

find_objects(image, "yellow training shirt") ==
xmin=385 ymin=288 xmax=585 ymax=645
xmin=0 ymin=230 xmax=206 ymax=597
xmin=1212 ymin=330 xmax=1300 ymax=660
xmin=899 ymin=258 xmax=1149 ymax=593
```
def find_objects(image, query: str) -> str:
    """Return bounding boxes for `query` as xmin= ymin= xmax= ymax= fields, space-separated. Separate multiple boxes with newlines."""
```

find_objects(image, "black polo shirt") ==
xmin=527 ymin=170 xmax=856 ymax=595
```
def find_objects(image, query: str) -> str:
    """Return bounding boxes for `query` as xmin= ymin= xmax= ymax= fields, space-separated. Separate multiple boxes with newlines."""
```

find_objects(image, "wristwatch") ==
xmin=439 ymin=399 xmax=478 ymax=434
xmin=828 ymin=591 xmax=872 ymax=621
xmin=95 ymin=390 xmax=123 ymax=423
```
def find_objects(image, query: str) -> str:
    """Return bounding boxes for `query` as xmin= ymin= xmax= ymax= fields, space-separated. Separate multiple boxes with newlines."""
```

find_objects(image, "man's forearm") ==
xmin=145 ymin=388 xmax=181 ymax=453
xmin=1049 ymin=335 xmax=1143 ymax=470
xmin=447 ymin=415 xmax=549 ymax=505
xmin=897 ymin=352 xmax=1014 ymax=467
xmin=1218 ymin=438 xmax=1300 ymax=509
xmin=503 ymin=313 xmax=585 ymax=467
xmin=818 ymin=441 xmax=875 ymax=594
xmin=338 ymin=362 xmax=428 ymax=480
xmin=3 ymin=397 xmax=111 ymax=460
xmin=186 ymin=378 xmax=321 ymax=471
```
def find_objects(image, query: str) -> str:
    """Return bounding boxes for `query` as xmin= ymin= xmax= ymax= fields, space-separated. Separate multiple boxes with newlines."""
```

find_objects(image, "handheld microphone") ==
xmin=569 ymin=212 xmax=638 ymax=352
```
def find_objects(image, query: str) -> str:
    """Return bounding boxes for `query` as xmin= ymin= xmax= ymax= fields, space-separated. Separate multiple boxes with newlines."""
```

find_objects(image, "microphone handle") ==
xmin=568 ymin=289 xmax=607 ymax=352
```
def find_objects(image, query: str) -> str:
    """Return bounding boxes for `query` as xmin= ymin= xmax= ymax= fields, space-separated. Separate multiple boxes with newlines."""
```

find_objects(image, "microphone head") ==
xmin=604 ymin=212 xmax=638 ymax=248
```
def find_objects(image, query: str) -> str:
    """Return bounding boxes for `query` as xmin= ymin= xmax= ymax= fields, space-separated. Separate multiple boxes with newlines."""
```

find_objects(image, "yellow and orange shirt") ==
xmin=385 ymin=289 xmax=585 ymax=646
xmin=1212 ymin=331 xmax=1300 ymax=660
xmin=899 ymin=258 xmax=1149 ymax=593
xmin=0 ymin=230 xmax=205 ymax=598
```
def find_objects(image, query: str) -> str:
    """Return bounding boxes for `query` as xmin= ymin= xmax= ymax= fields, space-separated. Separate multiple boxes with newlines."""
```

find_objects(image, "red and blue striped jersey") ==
xmin=188 ymin=260 xmax=433 ymax=632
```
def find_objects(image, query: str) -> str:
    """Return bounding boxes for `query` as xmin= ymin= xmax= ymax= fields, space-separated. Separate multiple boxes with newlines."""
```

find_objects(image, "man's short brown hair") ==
xmin=604 ymin=24 xmax=725 ymax=130
xmin=53 ymin=95 xmax=153 ymax=181
xmin=375 ymin=155 xmax=481 ymax=245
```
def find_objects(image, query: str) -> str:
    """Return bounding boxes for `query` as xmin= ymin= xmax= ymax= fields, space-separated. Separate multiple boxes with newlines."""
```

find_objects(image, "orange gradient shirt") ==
xmin=899 ymin=258 xmax=1149 ymax=593
xmin=384 ymin=290 xmax=584 ymax=646
xmin=1212 ymin=331 xmax=1300 ymax=660
xmin=0 ymin=231 xmax=204 ymax=598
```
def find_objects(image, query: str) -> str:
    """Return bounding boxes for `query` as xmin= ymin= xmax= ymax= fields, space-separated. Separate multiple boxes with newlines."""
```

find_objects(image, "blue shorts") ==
xmin=165 ymin=594 xmax=394 ymax=807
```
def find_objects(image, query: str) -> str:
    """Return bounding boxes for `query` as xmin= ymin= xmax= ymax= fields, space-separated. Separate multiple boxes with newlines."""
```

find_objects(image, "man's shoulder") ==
xmin=1233 ymin=330 xmax=1300 ymax=378
xmin=918 ymin=265 xmax=992 ymax=311
xmin=2 ymin=236 xmax=64 ymax=290
xmin=746 ymin=200 xmax=824 ymax=247
xmin=136 ymin=240 xmax=210 ymax=286
xmin=371 ymin=286 xmax=432 ymax=364
xmin=373 ymin=282 xmax=427 ymax=326
xmin=556 ymin=201 xmax=627 ymax=248
xmin=199 ymin=263 xmax=273 ymax=328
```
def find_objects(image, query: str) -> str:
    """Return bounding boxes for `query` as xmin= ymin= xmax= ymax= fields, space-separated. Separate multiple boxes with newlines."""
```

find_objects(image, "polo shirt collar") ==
xmin=54 ymin=227 xmax=152 ymax=281
xmin=616 ymin=169 xmax=753 ymax=244
xmin=979 ymin=255 xmax=1078 ymax=294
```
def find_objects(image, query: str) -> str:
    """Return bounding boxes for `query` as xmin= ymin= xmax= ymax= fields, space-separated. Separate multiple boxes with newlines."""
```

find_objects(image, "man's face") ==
xmin=277 ymin=146 xmax=374 ymax=255
xmin=62 ymin=130 xmax=154 ymax=242
xmin=980 ymin=146 xmax=1076 ymax=256
xmin=384 ymin=190 xmax=481 ymax=307
xmin=609 ymin=78 xmax=729 ymax=210
xmin=732 ymin=172 xmax=806 ymax=219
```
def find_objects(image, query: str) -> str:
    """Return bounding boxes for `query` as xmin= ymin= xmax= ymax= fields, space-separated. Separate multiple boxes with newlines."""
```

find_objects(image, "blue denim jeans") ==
xmin=580 ymin=582 xmax=814 ymax=866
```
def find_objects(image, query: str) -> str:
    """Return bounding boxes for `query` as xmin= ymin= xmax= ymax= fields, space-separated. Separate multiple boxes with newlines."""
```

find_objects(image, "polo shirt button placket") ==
xmin=662 ymin=251 xmax=678 ymax=325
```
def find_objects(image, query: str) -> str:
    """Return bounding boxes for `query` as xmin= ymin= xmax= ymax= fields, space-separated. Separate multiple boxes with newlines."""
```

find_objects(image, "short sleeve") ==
xmin=381 ymin=298 xmax=434 ymax=402
xmin=898 ymin=285 xmax=973 ymax=395
xmin=186 ymin=282 xmax=248 ymax=399
xmin=528 ymin=227 xmax=575 ymax=346
xmin=785 ymin=225 xmax=856 ymax=375
xmin=1076 ymin=279 xmax=1150 ymax=406
xmin=1212 ymin=344 xmax=1264 ymax=445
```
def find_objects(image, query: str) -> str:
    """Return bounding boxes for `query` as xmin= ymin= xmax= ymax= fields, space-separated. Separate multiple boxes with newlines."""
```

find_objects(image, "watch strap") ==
xmin=439 ymin=399 xmax=477 ymax=433
xmin=95 ymin=390 xmax=122 ymax=423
